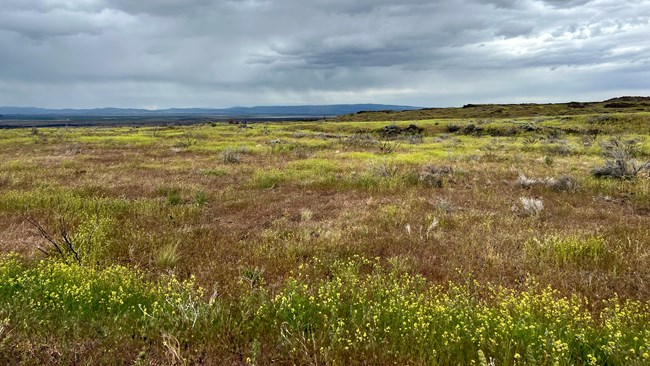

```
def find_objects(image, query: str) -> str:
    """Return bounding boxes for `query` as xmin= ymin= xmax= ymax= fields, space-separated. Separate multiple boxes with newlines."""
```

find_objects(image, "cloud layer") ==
xmin=1 ymin=0 xmax=648 ymax=108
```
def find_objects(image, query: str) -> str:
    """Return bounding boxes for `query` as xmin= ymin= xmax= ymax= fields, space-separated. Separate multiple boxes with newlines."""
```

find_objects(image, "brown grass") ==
xmin=1 ymin=120 xmax=648 ymax=302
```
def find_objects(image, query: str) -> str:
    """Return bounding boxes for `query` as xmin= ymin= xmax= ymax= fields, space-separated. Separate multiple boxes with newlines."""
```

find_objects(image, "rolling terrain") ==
xmin=338 ymin=96 xmax=650 ymax=121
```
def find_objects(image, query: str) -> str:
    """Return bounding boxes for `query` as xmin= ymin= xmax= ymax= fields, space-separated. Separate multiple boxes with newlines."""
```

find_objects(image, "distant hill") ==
xmin=0 ymin=104 xmax=421 ymax=117
xmin=3 ymin=98 xmax=650 ymax=128
xmin=336 ymin=96 xmax=650 ymax=121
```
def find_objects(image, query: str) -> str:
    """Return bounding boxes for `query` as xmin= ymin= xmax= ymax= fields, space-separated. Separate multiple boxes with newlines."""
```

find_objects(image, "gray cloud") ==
xmin=0 ymin=0 xmax=648 ymax=108
xmin=541 ymin=0 xmax=594 ymax=8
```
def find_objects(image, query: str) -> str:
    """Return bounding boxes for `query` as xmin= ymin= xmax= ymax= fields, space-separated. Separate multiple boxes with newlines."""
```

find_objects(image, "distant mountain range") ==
xmin=0 ymin=104 xmax=421 ymax=117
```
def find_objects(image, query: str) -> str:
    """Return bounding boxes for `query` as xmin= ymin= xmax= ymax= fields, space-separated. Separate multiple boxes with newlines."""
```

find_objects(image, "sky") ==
xmin=0 ymin=0 xmax=649 ymax=108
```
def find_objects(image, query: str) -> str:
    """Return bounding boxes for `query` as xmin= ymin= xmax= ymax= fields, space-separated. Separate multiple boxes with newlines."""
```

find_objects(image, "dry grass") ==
xmin=0 ymin=114 xmax=649 ymax=363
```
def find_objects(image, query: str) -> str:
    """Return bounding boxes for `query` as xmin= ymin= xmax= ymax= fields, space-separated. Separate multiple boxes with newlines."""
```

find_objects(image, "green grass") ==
xmin=251 ymin=168 xmax=288 ymax=189
xmin=525 ymin=235 xmax=613 ymax=268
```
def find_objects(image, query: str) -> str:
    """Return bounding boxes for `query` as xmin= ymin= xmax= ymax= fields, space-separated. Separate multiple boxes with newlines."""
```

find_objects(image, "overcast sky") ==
xmin=1 ymin=0 xmax=649 ymax=108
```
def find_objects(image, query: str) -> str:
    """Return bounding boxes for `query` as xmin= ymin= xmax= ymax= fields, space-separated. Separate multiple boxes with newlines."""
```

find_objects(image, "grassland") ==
xmin=338 ymin=96 xmax=650 ymax=121
xmin=0 ymin=110 xmax=649 ymax=364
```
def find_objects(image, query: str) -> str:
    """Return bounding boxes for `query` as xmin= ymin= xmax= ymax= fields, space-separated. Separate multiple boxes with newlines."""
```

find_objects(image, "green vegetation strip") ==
xmin=1 ymin=256 xmax=649 ymax=365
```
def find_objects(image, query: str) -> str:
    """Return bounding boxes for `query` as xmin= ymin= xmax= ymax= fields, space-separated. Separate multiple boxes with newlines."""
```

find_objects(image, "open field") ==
xmin=1 ymin=111 xmax=650 ymax=364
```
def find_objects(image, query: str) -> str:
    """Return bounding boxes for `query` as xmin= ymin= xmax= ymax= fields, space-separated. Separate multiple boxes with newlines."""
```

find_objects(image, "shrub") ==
xmin=592 ymin=137 xmax=650 ymax=179
xmin=581 ymin=133 xmax=598 ymax=147
xmin=344 ymin=133 xmax=377 ymax=148
xmin=220 ymin=147 xmax=243 ymax=164
xmin=547 ymin=142 xmax=573 ymax=156
xmin=545 ymin=175 xmax=578 ymax=192
xmin=378 ymin=124 xmax=423 ymax=139
xmin=514 ymin=197 xmax=544 ymax=216
xmin=516 ymin=174 xmax=543 ymax=189
xmin=27 ymin=217 xmax=82 ymax=265
xmin=377 ymin=141 xmax=400 ymax=155
xmin=520 ymin=123 xmax=541 ymax=132
xmin=446 ymin=124 xmax=461 ymax=133
xmin=174 ymin=136 xmax=199 ymax=148
xmin=371 ymin=159 xmax=401 ymax=179
xmin=431 ymin=198 xmax=455 ymax=214
xmin=293 ymin=148 xmax=314 ymax=159
xmin=27 ymin=212 xmax=117 ymax=266
xmin=544 ymin=129 xmax=564 ymax=142
xmin=523 ymin=135 xmax=539 ymax=144
xmin=419 ymin=165 xmax=453 ymax=188
xmin=517 ymin=174 xmax=578 ymax=192
xmin=406 ymin=134 xmax=423 ymax=144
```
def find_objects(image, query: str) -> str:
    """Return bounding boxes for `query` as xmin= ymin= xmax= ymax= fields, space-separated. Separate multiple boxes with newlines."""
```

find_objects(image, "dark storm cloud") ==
xmin=0 ymin=0 xmax=648 ymax=108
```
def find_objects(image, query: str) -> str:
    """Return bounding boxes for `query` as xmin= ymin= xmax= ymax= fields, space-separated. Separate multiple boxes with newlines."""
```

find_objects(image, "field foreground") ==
xmin=1 ymin=112 xmax=650 ymax=364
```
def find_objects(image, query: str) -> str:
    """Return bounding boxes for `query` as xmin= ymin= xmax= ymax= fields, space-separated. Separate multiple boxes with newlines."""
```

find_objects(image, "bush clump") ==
xmin=546 ymin=175 xmax=579 ymax=192
xmin=220 ymin=146 xmax=249 ymax=164
xmin=419 ymin=165 xmax=453 ymax=188
xmin=379 ymin=124 xmax=423 ymax=139
xmin=517 ymin=174 xmax=578 ymax=192
xmin=591 ymin=137 xmax=650 ymax=179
